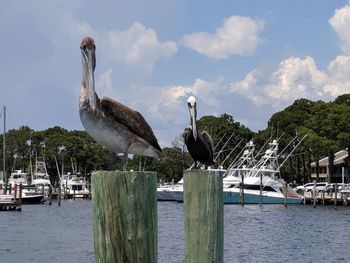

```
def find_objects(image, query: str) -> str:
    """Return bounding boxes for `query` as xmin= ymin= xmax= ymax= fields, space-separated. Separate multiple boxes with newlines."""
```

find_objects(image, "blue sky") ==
xmin=1 ymin=0 xmax=350 ymax=147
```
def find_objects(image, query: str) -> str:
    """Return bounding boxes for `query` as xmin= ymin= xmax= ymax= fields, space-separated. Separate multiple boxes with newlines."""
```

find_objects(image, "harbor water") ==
xmin=1 ymin=200 xmax=350 ymax=262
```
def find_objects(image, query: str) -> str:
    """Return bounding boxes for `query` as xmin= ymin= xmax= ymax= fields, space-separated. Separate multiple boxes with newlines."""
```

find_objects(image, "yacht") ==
xmin=61 ymin=172 xmax=90 ymax=198
xmin=31 ymin=160 xmax=52 ymax=197
xmin=223 ymin=138 xmax=304 ymax=204
xmin=9 ymin=170 xmax=45 ymax=204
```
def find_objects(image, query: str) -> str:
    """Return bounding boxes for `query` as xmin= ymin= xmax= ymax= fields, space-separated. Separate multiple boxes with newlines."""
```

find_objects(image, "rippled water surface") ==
xmin=1 ymin=200 xmax=350 ymax=262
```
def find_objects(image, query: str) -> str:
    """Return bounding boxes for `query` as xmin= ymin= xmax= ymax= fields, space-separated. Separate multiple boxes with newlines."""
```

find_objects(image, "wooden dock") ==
xmin=0 ymin=199 xmax=22 ymax=211
xmin=303 ymin=191 xmax=349 ymax=206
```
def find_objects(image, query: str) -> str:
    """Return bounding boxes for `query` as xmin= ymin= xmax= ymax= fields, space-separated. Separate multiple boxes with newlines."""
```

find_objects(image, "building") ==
xmin=310 ymin=150 xmax=349 ymax=183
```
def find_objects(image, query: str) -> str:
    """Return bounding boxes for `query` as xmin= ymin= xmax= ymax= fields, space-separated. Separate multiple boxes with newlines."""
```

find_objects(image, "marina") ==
xmin=1 ymin=200 xmax=350 ymax=262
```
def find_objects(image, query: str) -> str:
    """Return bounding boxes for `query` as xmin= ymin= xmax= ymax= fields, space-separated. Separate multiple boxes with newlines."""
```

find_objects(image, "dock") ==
xmin=303 ymin=190 xmax=349 ymax=206
xmin=0 ymin=198 xmax=22 ymax=211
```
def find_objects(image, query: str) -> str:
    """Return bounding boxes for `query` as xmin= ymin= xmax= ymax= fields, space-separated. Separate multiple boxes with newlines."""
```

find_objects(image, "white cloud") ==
xmin=230 ymin=55 xmax=350 ymax=108
xmin=96 ymin=69 xmax=114 ymax=97
xmin=182 ymin=16 xmax=264 ymax=59
xmin=324 ymin=55 xmax=350 ymax=96
xmin=329 ymin=4 xmax=350 ymax=54
xmin=100 ymin=22 xmax=177 ymax=73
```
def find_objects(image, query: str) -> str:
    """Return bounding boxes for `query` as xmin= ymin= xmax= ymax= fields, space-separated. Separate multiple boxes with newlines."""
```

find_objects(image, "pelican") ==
xmin=79 ymin=36 xmax=163 ymax=169
xmin=184 ymin=96 xmax=215 ymax=168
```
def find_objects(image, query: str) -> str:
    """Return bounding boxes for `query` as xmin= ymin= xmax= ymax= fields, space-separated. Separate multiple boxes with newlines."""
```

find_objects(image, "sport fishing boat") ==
xmin=9 ymin=170 xmax=45 ymax=204
xmin=223 ymin=138 xmax=305 ymax=204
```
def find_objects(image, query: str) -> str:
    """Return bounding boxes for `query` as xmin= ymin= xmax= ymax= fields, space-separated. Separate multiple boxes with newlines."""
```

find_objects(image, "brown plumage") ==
xmin=78 ymin=36 xmax=163 ymax=168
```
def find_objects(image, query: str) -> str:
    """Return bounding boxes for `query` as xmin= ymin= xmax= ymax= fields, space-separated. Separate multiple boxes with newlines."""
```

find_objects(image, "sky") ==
xmin=1 ymin=0 xmax=350 ymax=147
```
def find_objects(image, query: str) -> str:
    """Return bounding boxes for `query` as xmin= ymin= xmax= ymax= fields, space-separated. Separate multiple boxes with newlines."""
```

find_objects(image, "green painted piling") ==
xmin=184 ymin=170 xmax=224 ymax=263
xmin=92 ymin=171 xmax=157 ymax=263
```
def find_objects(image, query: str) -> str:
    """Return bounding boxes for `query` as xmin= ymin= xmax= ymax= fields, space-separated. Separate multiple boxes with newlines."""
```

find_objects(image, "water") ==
xmin=1 ymin=201 xmax=350 ymax=262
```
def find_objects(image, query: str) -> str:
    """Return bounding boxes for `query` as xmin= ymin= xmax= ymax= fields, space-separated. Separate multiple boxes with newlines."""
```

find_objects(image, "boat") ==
xmin=223 ymin=138 xmax=304 ymax=204
xmin=31 ymin=160 xmax=52 ymax=197
xmin=9 ymin=170 xmax=29 ymax=186
xmin=61 ymin=172 xmax=90 ymax=198
xmin=157 ymin=178 xmax=184 ymax=202
xmin=9 ymin=170 xmax=45 ymax=204
xmin=157 ymin=137 xmax=304 ymax=205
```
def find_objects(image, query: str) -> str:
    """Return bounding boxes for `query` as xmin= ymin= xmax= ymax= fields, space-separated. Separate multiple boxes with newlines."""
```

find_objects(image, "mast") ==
xmin=3 ymin=106 xmax=6 ymax=185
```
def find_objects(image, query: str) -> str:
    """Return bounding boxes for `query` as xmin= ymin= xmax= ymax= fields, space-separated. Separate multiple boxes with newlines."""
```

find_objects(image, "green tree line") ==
xmin=1 ymin=94 xmax=350 ymax=184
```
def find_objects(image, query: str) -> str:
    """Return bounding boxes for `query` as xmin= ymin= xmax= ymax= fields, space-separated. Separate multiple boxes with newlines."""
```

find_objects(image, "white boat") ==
xmin=157 ymin=178 xmax=184 ymax=202
xmin=9 ymin=170 xmax=29 ymax=186
xmin=223 ymin=138 xmax=304 ymax=204
xmin=31 ymin=160 xmax=52 ymax=197
xmin=9 ymin=170 xmax=45 ymax=204
xmin=61 ymin=173 xmax=90 ymax=198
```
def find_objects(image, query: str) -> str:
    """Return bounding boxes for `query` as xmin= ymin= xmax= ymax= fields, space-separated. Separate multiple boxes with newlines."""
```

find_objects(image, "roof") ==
xmin=311 ymin=150 xmax=348 ymax=167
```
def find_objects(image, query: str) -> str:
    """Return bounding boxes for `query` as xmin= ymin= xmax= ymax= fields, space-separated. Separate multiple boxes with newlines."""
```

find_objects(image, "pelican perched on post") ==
xmin=184 ymin=96 xmax=215 ymax=168
xmin=79 ymin=36 xmax=163 ymax=170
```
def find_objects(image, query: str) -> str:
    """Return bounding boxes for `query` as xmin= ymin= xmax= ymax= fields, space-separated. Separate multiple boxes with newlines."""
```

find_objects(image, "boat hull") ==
xmin=223 ymin=189 xmax=302 ymax=204
xmin=21 ymin=195 xmax=45 ymax=204
xmin=157 ymin=189 xmax=302 ymax=204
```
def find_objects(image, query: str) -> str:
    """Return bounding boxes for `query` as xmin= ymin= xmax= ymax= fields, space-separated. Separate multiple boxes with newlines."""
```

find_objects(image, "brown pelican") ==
xmin=184 ymin=96 xmax=215 ymax=168
xmin=79 ymin=36 xmax=163 ymax=169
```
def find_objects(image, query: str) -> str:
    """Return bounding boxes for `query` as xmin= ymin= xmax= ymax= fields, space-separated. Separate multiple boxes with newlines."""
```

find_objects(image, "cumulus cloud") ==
xmin=100 ymin=23 xmax=177 ymax=73
xmin=125 ymin=78 xmax=224 ymax=126
xmin=96 ymin=69 xmax=114 ymax=97
xmin=329 ymin=4 xmax=350 ymax=54
xmin=182 ymin=16 xmax=264 ymax=59
xmin=230 ymin=55 xmax=350 ymax=107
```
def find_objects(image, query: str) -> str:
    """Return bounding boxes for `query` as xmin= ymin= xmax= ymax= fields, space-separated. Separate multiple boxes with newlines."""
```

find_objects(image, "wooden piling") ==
xmin=92 ymin=171 xmax=157 ymax=263
xmin=322 ymin=190 xmax=325 ymax=205
xmin=335 ymin=183 xmax=338 ymax=209
xmin=284 ymin=182 xmax=288 ymax=208
xmin=184 ymin=169 xmax=224 ymax=263
xmin=313 ymin=182 xmax=316 ymax=208
xmin=48 ymin=185 xmax=52 ymax=205
xmin=259 ymin=173 xmax=263 ymax=207
xmin=57 ymin=183 xmax=61 ymax=206
xmin=239 ymin=171 xmax=244 ymax=205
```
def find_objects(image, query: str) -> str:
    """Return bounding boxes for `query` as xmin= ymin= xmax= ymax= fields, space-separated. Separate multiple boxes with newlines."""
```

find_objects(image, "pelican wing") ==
xmin=100 ymin=97 xmax=162 ymax=152
xmin=202 ymin=131 xmax=214 ymax=161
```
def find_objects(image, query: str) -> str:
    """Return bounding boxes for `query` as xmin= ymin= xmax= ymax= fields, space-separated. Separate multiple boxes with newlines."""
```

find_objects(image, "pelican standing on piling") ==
xmin=184 ymin=96 xmax=215 ymax=168
xmin=78 ymin=37 xmax=163 ymax=169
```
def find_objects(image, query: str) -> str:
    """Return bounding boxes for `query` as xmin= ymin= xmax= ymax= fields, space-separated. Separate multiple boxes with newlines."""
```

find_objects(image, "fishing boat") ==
xmin=61 ymin=172 xmax=90 ymax=198
xmin=9 ymin=170 xmax=45 ymax=204
xmin=31 ymin=160 xmax=52 ymax=197
xmin=223 ymin=138 xmax=304 ymax=204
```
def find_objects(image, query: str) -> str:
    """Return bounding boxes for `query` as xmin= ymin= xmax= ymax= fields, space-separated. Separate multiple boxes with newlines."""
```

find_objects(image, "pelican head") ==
xmin=80 ymin=37 xmax=97 ymax=109
xmin=187 ymin=96 xmax=197 ymax=141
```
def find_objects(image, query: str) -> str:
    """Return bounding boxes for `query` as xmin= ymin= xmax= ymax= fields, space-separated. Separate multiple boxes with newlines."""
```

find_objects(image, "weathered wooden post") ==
xmin=334 ymin=183 xmax=338 ymax=209
xmin=239 ymin=171 xmax=244 ymax=205
xmin=313 ymin=182 xmax=316 ymax=208
xmin=92 ymin=171 xmax=157 ymax=263
xmin=322 ymin=190 xmax=325 ymax=205
xmin=284 ymin=181 xmax=288 ymax=208
xmin=19 ymin=183 xmax=22 ymax=209
xmin=57 ymin=183 xmax=62 ymax=206
xmin=48 ymin=185 xmax=53 ymax=205
xmin=184 ymin=169 xmax=224 ymax=263
xmin=259 ymin=173 xmax=263 ymax=207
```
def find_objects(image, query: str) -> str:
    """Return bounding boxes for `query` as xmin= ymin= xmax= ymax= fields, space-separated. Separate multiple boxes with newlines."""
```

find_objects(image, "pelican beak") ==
xmin=189 ymin=105 xmax=197 ymax=141
xmin=81 ymin=48 xmax=96 ymax=110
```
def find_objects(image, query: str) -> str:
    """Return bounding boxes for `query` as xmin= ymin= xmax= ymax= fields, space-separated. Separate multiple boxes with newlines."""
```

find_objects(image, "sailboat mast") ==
xmin=2 ymin=106 xmax=6 ymax=185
